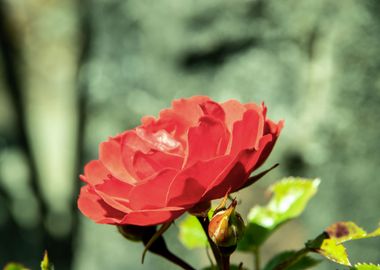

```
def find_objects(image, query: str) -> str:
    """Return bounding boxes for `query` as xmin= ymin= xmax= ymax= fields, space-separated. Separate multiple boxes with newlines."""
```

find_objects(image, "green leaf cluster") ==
xmin=178 ymin=177 xmax=380 ymax=270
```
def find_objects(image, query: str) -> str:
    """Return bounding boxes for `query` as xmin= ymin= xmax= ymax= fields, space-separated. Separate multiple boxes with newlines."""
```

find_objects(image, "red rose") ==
xmin=78 ymin=96 xmax=283 ymax=226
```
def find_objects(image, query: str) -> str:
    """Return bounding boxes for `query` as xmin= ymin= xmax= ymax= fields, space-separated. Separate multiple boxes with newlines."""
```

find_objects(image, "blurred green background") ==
xmin=0 ymin=0 xmax=379 ymax=269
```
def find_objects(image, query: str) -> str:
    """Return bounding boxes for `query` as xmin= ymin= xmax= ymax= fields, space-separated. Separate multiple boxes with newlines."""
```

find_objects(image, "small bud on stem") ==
xmin=208 ymin=199 xmax=245 ymax=254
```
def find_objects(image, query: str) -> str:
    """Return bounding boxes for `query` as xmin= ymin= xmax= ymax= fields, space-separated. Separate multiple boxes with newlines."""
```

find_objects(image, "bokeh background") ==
xmin=0 ymin=0 xmax=379 ymax=269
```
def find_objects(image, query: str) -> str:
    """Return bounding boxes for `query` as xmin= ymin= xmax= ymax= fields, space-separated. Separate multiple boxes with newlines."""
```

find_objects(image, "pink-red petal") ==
xmin=133 ymin=150 xmax=183 ymax=180
xmin=184 ymin=116 xmax=229 ymax=168
xmin=120 ymin=208 xmax=185 ymax=226
xmin=221 ymin=99 xmax=246 ymax=132
xmin=78 ymin=186 xmax=125 ymax=224
xmin=94 ymin=177 xmax=133 ymax=213
xmin=81 ymin=160 xmax=110 ymax=185
xmin=99 ymin=140 xmax=137 ymax=184
xmin=128 ymin=169 xmax=178 ymax=209
xmin=229 ymin=109 xmax=264 ymax=155
xmin=200 ymin=100 xmax=225 ymax=122
xmin=166 ymin=155 xmax=233 ymax=207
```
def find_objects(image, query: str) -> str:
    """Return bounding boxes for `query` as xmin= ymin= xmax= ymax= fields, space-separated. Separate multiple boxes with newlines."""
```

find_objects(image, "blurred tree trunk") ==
xmin=0 ymin=0 xmax=83 ymax=268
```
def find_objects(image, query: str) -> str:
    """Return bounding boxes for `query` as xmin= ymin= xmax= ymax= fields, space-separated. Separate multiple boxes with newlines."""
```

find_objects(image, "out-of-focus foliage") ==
xmin=1 ymin=0 xmax=380 ymax=269
xmin=263 ymin=251 xmax=320 ymax=270
xmin=239 ymin=178 xmax=319 ymax=250
xmin=179 ymin=214 xmax=209 ymax=249
xmin=3 ymin=263 xmax=29 ymax=270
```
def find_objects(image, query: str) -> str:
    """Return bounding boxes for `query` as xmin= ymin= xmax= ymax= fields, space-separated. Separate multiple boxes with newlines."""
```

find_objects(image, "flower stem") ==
xmin=273 ymin=247 xmax=309 ymax=270
xmin=221 ymin=254 xmax=230 ymax=270
xmin=197 ymin=216 xmax=222 ymax=267
xmin=253 ymin=247 xmax=260 ymax=270
xmin=118 ymin=225 xmax=195 ymax=270
xmin=143 ymin=235 xmax=196 ymax=270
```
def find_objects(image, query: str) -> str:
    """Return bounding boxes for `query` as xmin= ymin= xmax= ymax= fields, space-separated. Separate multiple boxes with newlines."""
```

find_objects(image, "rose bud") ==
xmin=208 ymin=199 xmax=245 ymax=252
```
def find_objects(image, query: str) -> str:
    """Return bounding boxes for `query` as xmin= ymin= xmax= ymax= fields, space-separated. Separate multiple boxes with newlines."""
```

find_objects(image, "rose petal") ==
xmin=81 ymin=160 xmax=110 ymax=185
xmin=142 ymin=96 xmax=210 ymax=144
xmin=136 ymin=127 xmax=182 ymax=153
xmin=166 ymin=155 xmax=233 ymax=207
xmin=120 ymin=208 xmax=185 ymax=226
xmin=240 ymin=134 xmax=274 ymax=173
xmin=133 ymin=150 xmax=183 ymax=179
xmin=184 ymin=116 xmax=229 ymax=168
xmin=99 ymin=140 xmax=137 ymax=184
xmin=128 ymin=169 xmax=178 ymax=209
xmin=200 ymin=100 xmax=225 ymax=122
xmin=94 ymin=177 xmax=133 ymax=213
xmin=201 ymin=135 xmax=275 ymax=201
xmin=252 ymin=120 xmax=284 ymax=170
xmin=229 ymin=109 xmax=264 ymax=155
xmin=221 ymin=99 xmax=246 ymax=132
xmin=171 ymin=96 xmax=210 ymax=122
xmin=120 ymin=131 xmax=152 ymax=181
xmin=78 ymin=186 xmax=125 ymax=224
xmin=202 ymin=161 xmax=247 ymax=202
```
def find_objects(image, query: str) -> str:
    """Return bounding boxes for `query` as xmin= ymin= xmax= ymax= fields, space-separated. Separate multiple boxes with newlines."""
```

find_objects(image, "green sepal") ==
xmin=41 ymin=251 xmax=54 ymax=270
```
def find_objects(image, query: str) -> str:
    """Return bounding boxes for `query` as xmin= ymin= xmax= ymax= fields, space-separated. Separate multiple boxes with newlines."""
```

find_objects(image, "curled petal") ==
xmin=166 ymin=155 xmax=232 ymax=207
xmin=128 ymin=169 xmax=178 ymax=209
xmin=78 ymin=186 xmax=125 ymax=224
xmin=141 ymin=96 xmax=210 ymax=144
xmin=229 ymin=109 xmax=264 ymax=155
xmin=120 ymin=208 xmax=185 ymax=226
xmin=99 ymin=140 xmax=137 ymax=184
xmin=133 ymin=150 xmax=183 ymax=179
xmin=221 ymin=99 xmax=246 ymax=132
xmin=200 ymin=100 xmax=225 ymax=122
xmin=185 ymin=116 xmax=229 ymax=167
xmin=80 ymin=160 xmax=110 ymax=185
xmin=94 ymin=177 xmax=133 ymax=213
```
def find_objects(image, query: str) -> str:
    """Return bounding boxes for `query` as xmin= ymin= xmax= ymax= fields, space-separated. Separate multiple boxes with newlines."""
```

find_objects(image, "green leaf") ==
xmin=352 ymin=263 xmax=380 ymax=270
xmin=179 ymin=214 xmax=209 ymax=249
xmin=263 ymin=251 xmax=320 ymax=270
xmin=40 ymin=251 xmax=54 ymax=270
xmin=3 ymin=263 xmax=29 ymax=270
xmin=317 ymin=238 xmax=351 ymax=266
xmin=239 ymin=178 xmax=320 ymax=250
xmin=306 ymin=221 xmax=380 ymax=267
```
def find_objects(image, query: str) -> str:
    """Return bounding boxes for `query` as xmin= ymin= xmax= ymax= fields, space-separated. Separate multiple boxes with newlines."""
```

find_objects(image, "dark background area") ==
xmin=0 ymin=0 xmax=379 ymax=269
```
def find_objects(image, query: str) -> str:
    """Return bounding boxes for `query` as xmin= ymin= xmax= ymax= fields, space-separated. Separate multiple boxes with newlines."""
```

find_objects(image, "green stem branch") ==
xmin=253 ymin=247 xmax=260 ymax=270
